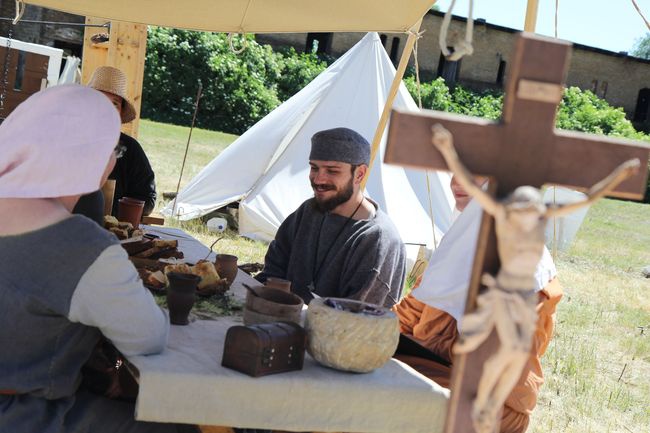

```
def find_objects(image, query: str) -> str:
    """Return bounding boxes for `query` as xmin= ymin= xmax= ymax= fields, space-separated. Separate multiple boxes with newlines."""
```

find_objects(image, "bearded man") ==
xmin=256 ymin=127 xmax=406 ymax=307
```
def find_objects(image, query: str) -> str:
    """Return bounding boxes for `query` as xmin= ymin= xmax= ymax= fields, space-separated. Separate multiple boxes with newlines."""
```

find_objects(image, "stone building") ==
xmin=256 ymin=10 xmax=650 ymax=129
xmin=0 ymin=1 xmax=84 ymax=57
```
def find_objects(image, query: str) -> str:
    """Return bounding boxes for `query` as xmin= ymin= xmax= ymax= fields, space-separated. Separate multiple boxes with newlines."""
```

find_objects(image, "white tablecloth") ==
xmin=129 ymin=226 xmax=449 ymax=432
xmin=128 ymin=317 xmax=449 ymax=432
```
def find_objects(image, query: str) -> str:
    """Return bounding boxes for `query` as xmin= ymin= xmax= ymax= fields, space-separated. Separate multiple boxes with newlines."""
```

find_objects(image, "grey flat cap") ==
xmin=309 ymin=127 xmax=370 ymax=165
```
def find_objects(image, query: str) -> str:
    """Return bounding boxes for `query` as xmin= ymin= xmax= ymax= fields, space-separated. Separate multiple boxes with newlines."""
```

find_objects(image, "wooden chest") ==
xmin=221 ymin=321 xmax=306 ymax=377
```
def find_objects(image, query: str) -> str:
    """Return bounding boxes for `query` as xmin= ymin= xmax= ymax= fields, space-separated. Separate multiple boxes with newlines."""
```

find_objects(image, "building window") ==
xmin=305 ymin=33 xmax=332 ymax=54
xmin=13 ymin=50 xmax=25 ymax=91
xmin=633 ymin=88 xmax=650 ymax=122
xmin=437 ymin=50 xmax=461 ymax=85
xmin=389 ymin=37 xmax=401 ymax=63
xmin=496 ymin=59 xmax=506 ymax=86
xmin=380 ymin=34 xmax=387 ymax=48
xmin=600 ymin=81 xmax=608 ymax=99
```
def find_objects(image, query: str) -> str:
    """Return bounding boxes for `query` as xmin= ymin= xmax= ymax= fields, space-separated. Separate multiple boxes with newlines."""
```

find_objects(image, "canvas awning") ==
xmin=25 ymin=1 xmax=435 ymax=33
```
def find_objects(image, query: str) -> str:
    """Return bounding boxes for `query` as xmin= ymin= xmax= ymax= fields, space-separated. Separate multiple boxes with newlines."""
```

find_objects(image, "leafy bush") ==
xmin=143 ymin=28 xmax=326 ymax=134
xmin=274 ymin=47 xmax=327 ymax=101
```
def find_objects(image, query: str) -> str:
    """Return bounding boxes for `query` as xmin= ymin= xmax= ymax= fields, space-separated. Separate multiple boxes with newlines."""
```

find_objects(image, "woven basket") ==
xmin=305 ymin=298 xmax=399 ymax=373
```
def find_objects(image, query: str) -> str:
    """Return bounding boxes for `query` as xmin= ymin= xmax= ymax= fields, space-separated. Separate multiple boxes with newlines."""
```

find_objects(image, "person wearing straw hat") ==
xmin=87 ymin=65 xmax=157 ymax=217
xmin=0 ymin=85 xmax=196 ymax=433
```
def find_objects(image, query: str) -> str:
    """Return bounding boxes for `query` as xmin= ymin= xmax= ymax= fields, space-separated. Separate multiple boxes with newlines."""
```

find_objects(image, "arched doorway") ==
xmin=633 ymin=88 xmax=650 ymax=122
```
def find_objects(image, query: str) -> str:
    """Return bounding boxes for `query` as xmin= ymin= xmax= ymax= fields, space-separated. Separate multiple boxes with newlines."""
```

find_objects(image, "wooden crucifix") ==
xmin=384 ymin=32 xmax=650 ymax=433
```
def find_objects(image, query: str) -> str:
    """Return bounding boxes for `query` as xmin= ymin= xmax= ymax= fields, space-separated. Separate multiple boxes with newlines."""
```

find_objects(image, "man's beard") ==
xmin=311 ymin=177 xmax=354 ymax=212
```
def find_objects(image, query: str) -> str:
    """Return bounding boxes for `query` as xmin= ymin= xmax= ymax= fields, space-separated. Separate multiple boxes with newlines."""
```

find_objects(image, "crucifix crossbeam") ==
xmin=384 ymin=32 xmax=649 ymax=433
xmin=385 ymin=34 xmax=649 ymax=200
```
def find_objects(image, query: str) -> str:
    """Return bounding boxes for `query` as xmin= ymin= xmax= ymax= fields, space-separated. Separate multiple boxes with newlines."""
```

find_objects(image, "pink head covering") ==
xmin=0 ymin=85 xmax=121 ymax=198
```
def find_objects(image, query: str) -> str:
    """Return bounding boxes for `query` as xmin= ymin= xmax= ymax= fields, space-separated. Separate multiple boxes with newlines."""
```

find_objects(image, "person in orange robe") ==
xmin=394 ymin=175 xmax=563 ymax=433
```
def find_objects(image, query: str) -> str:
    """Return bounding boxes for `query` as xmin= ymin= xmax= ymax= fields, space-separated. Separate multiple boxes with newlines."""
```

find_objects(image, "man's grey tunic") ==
xmin=259 ymin=198 xmax=406 ymax=307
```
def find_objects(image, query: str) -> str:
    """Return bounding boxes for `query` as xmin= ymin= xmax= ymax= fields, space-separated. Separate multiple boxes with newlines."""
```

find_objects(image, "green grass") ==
xmin=138 ymin=118 xmax=650 ymax=432
xmin=531 ymin=199 xmax=650 ymax=433
xmin=138 ymin=119 xmax=238 ymax=202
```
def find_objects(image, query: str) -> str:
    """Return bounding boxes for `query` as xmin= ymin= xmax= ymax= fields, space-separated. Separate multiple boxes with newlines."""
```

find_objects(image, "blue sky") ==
xmin=432 ymin=0 xmax=650 ymax=54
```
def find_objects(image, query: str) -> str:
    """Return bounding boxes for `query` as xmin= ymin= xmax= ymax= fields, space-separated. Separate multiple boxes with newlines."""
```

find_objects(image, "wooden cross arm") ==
xmin=385 ymin=109 xmax=500 ymax=174
xmin=548 ymin=131 xmax=650 ymax=200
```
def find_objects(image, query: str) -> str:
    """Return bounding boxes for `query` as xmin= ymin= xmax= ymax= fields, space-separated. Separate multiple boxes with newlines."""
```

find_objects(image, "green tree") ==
xmin=631 ymin=32 xmax=650 ymax=59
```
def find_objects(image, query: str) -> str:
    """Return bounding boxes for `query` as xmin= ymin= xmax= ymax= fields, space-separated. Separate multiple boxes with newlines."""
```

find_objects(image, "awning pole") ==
xmin=362 ymin=20 xmax=422 ymax=189
xmin=524 ymin=0 xmax=540 ymax=32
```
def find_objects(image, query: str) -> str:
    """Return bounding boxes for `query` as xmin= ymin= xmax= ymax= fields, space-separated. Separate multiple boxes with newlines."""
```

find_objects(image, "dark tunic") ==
xmin=257 ymin=198 xmax=406 ymax=307
xmin=109 ymin=132 xmax=157 ymax=216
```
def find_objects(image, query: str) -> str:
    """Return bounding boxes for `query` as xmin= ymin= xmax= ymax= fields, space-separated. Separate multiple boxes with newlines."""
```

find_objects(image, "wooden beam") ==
xmin=81 ymin=18 xmax=147 ymax=138
xmin=107 ymin=20 xmax=148 ymax=138
xmin=81 ymin=16 xmax=108 ymax=85
xmin=362 ymin=20 xmax=421 ymax=189
xmin=524 ymin=0 xmax=540 ymax=32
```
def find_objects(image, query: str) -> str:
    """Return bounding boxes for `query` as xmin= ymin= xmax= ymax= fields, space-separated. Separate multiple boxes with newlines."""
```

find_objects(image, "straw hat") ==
xmin=87 ymin=66 xmax=137 ymax=124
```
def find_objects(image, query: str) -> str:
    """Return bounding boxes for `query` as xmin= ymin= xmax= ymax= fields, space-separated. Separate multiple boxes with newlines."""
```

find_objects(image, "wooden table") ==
xmin=128 ymin=226 xmax=449 ymax=433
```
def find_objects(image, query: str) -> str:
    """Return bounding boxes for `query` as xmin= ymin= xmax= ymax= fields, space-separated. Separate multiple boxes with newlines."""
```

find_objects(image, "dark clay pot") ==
xmin=214 ymin=254 xmax=238 ymax=286
xmin=166 ymin=272 xmax=201 ymax=325
xmin=117 ymin=197 xmax=145 ymax=229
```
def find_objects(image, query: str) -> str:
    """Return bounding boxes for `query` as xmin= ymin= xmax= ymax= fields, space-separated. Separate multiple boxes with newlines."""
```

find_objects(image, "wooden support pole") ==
xmin=107 ymin=20 xmax=147 ymax=138
xmin=81 ymin=17 xmax=108 ymax=85
xmin=81 ymin=17 xmax=147 ymax=138
xmin=524 ymin=0 xmax=540 ymax=32
xmin=362 ymin=21 xmax=421 ymax=189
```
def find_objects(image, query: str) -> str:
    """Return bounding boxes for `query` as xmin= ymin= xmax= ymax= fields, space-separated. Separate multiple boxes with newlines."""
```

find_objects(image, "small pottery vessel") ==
xmin=166 ymin=272 xmax=201 ymax=325
xmin=117 ymin=197 xmax=145 ymax=228
xmin=264 ymin=276 xmax=291 ymax=292
xmin=214 ymin=254 xmax=238 ymax=286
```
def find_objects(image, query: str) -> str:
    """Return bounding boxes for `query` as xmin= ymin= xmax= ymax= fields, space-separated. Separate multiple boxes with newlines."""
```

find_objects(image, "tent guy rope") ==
xmin=171 ymin=83 xmax=203 ymax=218
xmin=13 ymin=0 xmax=25 ymax=25
xmin=630 ymin=0 xmax=650 ymax=30
xmin=439 ymin=0 xmax=474 ymax=61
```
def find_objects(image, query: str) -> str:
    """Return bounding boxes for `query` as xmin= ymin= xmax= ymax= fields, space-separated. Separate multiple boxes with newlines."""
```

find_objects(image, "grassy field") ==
xmin=138 ymin=118 xmax=649 ymax=433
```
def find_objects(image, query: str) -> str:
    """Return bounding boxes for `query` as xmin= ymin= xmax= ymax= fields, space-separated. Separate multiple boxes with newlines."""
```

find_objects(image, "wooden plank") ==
xmin=81 ymin=16 xmax=109 ymax=86
xmin=141 ymin=214 xmax=165 ymax=225
xmin=385 ymin=109 xmax=500 ymax=173
xmin=107 ymin=20 xmax=147 ymax=138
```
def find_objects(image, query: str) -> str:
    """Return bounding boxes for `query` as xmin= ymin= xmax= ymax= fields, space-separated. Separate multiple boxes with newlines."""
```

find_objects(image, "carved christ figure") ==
xmin=430 ymin=124 xmax=640 ymax=433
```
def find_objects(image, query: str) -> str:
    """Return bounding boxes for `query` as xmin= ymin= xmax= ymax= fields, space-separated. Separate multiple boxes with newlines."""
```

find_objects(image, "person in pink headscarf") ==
xmin=0 ymin=85 xmax=197 ymax=433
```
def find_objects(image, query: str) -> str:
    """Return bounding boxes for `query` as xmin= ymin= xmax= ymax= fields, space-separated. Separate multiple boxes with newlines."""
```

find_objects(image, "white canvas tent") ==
xmin=162 ymin=33 xmax=455 ymax=247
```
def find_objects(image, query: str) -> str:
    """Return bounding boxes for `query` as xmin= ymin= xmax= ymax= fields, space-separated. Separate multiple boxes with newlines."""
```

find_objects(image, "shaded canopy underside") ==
xmin=25 ymin=0 xmax=435 ymax=33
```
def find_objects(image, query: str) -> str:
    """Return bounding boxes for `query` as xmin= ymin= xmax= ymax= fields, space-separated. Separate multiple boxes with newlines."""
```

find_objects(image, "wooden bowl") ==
xmin=243 ymin=286 xmax=304 ymax=325
xmin=305 ymin=298 xmax=399 ymax=373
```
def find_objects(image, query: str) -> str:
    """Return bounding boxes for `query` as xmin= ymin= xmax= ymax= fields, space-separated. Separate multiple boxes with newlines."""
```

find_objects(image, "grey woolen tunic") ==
xmin=0 ymin=216 xmax=194 ymax=433
xmin=258 ymin=198 xmax=406 ymax=307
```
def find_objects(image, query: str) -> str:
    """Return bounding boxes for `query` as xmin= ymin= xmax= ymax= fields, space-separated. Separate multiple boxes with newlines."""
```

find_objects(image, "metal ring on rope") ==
xmin=228 ymin=32 xmax=248 ymax=54
xmin=439 ymin=0 xmax=474 ymax=61
xmin=13 ymin=0 xmax=25 ymax=25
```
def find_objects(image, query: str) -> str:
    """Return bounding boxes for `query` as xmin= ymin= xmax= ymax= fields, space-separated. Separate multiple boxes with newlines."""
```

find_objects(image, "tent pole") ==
xmin=524 ymin=0 xmax=540 ymax=32
xmin=362 ymin=20 xmax=421 ymax=189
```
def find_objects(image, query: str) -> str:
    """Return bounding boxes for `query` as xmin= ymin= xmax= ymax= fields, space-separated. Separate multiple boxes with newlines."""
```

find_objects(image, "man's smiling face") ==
xmin=309 ymin=160 xmax=355 ymax=212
